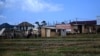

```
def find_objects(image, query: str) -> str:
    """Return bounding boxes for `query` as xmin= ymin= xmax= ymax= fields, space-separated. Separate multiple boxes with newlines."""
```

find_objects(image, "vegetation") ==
xmin=0 ymin=34 xmax=100 ymax=56
xmin=35 ymin=20 xmax=47 ymax=29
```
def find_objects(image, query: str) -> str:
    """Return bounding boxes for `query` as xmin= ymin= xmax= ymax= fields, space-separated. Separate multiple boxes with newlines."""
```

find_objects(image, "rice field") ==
xmin=0 ymin=34 xmax=100 ymax=56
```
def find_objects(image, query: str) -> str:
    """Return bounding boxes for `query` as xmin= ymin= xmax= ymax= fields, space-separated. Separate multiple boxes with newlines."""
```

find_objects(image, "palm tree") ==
xmin=35 ymin=21 xmax=40 ymax=29
xmin=35 ymin=21 xmax=47 ymax=29
xmin=35 ymin=21 xmax=39 ymax=26
xmin=41 ymin=20 xmax=47 ymax=26
xmin=35 ymin=21 xmax=41 ymax=36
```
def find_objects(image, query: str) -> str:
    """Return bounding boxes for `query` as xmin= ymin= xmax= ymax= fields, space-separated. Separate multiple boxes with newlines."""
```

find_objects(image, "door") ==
xmin=47 ymin=29 xmax=50 ymax=37
xmin=61 ymin=29 xmax=66 ymax=36
xmin=78 ymin=25 xmax=82 ymax=33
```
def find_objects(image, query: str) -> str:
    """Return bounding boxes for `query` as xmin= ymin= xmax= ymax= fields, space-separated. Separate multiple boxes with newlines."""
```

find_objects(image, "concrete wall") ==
xmin=71 ymin=25 xmax=78 ymax=33
xmin=71 ymin=25 xmax=96 ymax=34
xmin=41 ymin=28 xmax=57 ymax=37
xmin=41 ymin=28 xmax=46 ymax=37
xmin=50 ymin=31 xmax=57 ymax=37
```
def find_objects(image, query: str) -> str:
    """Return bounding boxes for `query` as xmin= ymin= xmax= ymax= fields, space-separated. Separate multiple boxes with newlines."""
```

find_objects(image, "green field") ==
xmin=0 ymin=34 xmax=100 ymax=56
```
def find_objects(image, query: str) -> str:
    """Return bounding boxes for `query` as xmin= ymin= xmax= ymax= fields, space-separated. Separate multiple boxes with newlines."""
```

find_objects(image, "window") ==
xmin=51 ymin=29 xmax=56 ymax=32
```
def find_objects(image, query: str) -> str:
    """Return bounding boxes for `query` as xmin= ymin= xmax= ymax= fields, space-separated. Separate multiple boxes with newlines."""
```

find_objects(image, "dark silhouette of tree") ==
xmin=35 ymin=21 xmax=41 ymax=29
xmin=35 ymin=21 xmax=47 ymax=37
xmin=41 ymin=20 xmax=47 ymax=26
xmin=35 ymin=22 xmax=39 ymax=26
xmin=61 ymin=22 xmax=65 ymax=24
xmin=35 ymin=21 xmax=47 ymax=29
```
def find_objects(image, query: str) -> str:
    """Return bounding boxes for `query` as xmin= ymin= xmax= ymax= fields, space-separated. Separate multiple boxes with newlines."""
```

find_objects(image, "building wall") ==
xmin=71 ymin=25 xmax=78 ymax=33
xmin=41 ymin=28 xmax=46 ymax=37
xmin=84 ymin=25 xmax=96 ymax=33
xmin=41 ymin=28 xmax=57 ymax=37
xmin=50 ymin=30 xmax=57 ymax=37
xmin=46 ymin=29 xmax=50 ymax=37
xmin=71 ymin=25 xmax=96 ymax=34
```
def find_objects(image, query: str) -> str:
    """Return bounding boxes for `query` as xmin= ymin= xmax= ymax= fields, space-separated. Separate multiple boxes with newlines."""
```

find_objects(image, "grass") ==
xmin=0 ymin=34 xmax=100 ymax=56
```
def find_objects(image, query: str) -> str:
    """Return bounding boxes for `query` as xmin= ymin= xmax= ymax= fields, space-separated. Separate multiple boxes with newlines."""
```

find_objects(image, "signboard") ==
xmin=56 ymin=24 xmax=71 ymax=30
xmin=97 ymin=16 xmax=100 ymax=25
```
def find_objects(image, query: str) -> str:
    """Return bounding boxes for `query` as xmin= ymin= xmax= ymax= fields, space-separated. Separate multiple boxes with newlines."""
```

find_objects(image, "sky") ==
xmin=0 ymin=0 xmax=100 ymax=25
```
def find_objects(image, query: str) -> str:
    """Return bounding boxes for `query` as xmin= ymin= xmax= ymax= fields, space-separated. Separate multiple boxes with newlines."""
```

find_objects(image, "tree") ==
xmin=35 ymin=21 xmax=47 ymax=29
xmin=35 ymin=21 xmax=41 ymax=29
xmin=61 ymin=22 xmax=65 ymax=24
xmin=35 ymin=22 xmax=39 ymax=26
xmin=41 ymin=20 xmax=47 ymax=26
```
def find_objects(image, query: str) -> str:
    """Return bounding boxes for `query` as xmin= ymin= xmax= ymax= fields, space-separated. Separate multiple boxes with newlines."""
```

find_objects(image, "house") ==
xmin=41 ymin=24 xmax=72 ymax=37
xmin=56 ymin=24 xmax=72 ymax=36
xmin=17 ymin=22 xmax=34 ymax=31
xmin=70 ymin=20 xmax=96 ymax=33
xmin=41 ymin=26 xmax=57 ymax=37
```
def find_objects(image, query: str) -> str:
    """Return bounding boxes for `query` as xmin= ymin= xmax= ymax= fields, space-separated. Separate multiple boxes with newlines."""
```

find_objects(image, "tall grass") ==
xmin=0 ymin=34 xmax=100 ymax=56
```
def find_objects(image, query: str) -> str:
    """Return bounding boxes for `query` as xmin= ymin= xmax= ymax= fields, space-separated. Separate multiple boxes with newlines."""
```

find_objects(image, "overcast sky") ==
xmin=0 ymin=0 xmax=100 ymax=24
